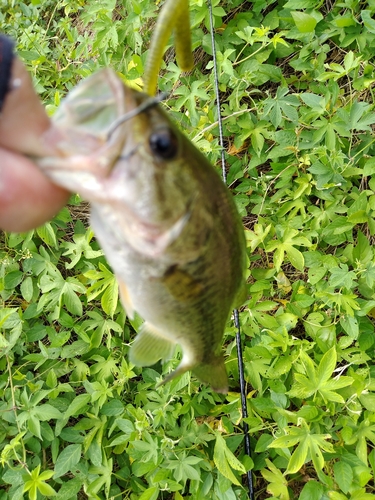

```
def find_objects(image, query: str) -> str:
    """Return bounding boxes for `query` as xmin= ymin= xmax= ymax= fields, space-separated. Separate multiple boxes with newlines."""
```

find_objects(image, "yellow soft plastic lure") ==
xmin=143 ymin=0 xmax=194 ymax=95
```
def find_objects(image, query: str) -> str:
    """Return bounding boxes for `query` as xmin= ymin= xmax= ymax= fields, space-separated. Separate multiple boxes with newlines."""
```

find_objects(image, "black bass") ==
xmin=38 ymin=69 xmax=246 ymax=393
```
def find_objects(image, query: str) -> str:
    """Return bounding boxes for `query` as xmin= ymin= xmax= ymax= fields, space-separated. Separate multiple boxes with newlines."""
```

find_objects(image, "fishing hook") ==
xmin=106 ymin=91 xmax=169 ymax=139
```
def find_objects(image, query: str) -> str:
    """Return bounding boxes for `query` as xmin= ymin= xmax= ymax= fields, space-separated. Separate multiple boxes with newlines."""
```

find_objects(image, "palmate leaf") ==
xmin=329 ymin=264 xmax=357 ymax=290
xmin=165 ymin=453 xmax=202 ymax=483
xmin=80 ymin=310 xmax=123 ymax=349
xmin=262 ymin=87 xmax=299 ymax=128
xmin=84 ymin=263 xmax=119 ymax=317
xmin=261 ymin=459 xmax=289 ymax=500
xmin=131 ymin=431 xmax=159 ymax=465
xmin=23 ymin=465 xmax=56 ymax=500
xmin=38 ymin=271 xmax=85 ymax=317
xmin=265 ymin=226 xmax=311 ymax=271
xmin=270 ymin=421 xmax=334 ymax=474
xmin=288 ymin=348 xmax=353 ymax=402
xmin=289 ymin=373 xmax=316 ymax=399
xmin=62 ymin=230 xmax=102 ymax=269
xmin=245 ymin=223 xmax=272 ymax=252
xmin=90 ymin=355 xmax=119 ymax=381
xmin=316 ymin=290 xmax=361 ymax=315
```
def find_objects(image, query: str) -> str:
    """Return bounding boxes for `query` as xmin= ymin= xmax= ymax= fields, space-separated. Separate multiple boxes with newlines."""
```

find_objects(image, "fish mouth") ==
xmin=106 ymin=91 xmax=168 ymax=140
xmin=38 ymin=69 xmax=140 ymax=176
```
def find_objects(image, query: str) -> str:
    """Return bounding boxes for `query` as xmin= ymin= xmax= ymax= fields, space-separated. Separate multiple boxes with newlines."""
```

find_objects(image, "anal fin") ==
xmin=129 ymin=322 xmax=176 ymax=367
xmin=158 ymin=354 xmax=228 ymax=394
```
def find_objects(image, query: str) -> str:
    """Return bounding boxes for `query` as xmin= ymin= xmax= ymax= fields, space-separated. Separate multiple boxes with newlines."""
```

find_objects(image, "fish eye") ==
xmin=149 ymin=128 xmax=179 ymax=160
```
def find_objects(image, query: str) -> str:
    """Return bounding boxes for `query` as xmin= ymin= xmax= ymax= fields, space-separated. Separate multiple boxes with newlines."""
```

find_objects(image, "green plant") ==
xmin=2 ymin=0 xmax=375 ymax=498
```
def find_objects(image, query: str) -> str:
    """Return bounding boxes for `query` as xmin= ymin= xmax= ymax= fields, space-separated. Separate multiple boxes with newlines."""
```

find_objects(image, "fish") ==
xmin=37 ymin=68 xmax=246 ymax=393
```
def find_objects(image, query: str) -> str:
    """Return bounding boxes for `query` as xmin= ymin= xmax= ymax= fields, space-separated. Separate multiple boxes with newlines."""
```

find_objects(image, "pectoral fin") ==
xmin=117 ymin=277 xmax=135 ymax=320
xmin=129 ymin=322 xmax=176 ymax=366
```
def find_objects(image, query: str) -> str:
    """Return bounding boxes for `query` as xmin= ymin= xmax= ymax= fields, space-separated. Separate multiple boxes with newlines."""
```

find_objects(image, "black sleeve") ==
xmin=0 ymin=35 xmax=15 ymax=112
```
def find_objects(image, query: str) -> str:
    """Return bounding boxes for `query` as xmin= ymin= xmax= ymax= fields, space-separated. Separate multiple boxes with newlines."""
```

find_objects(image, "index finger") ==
xmin=0 ymin=148 xmax=69 ymax=232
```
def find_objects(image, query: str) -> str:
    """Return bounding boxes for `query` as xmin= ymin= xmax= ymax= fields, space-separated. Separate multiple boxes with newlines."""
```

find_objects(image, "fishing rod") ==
xmin=207 ymin=1 xmax=254 ymax=498
xmin=141 ymin=0 xmax=255 ymax=494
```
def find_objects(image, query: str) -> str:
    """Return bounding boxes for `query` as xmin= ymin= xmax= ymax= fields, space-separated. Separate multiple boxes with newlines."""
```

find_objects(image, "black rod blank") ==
xmin=206 ymin=1 xmax=254 ymax=498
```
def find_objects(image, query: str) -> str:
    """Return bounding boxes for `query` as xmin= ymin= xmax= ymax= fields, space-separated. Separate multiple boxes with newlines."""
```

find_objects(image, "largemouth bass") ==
xmin=38 ymin=69 xmax=246 ymax=393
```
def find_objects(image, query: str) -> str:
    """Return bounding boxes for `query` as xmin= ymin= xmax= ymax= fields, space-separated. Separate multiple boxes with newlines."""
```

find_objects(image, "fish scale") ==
xmin=37 ymin=69 xmax=246 ymax=393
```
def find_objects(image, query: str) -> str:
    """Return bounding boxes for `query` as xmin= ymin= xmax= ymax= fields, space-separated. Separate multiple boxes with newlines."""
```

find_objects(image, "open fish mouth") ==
xmin=106 ymin=91 xmax=168 ymax=140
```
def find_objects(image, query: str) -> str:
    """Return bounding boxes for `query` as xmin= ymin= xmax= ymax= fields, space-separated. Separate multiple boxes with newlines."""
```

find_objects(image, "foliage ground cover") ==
xmin=1 ymin=0 xmax=375 ymax=498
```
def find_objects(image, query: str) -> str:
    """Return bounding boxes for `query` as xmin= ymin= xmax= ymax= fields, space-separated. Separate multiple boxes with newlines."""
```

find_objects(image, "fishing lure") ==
xmin=143 ymin=0 xmax=194 ymax=95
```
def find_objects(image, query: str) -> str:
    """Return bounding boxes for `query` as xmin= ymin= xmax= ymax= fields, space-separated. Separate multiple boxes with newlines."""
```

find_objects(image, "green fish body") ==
xmin=38 ymin=69 xmax=246 ymax=393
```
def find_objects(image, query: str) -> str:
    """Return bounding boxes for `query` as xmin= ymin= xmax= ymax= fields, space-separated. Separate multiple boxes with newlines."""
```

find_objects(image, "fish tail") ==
xmin=193 ymin=355 xmax=228 ymax=394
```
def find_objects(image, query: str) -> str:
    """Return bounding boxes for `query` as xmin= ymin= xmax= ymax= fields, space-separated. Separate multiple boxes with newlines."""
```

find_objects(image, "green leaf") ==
xmin=64 ymin=394 xmax=91 ymax=419
xmin=334 ymin=461 xmax=353 ymax=494
xmin=285 ymin=245 xmax=304 ymax=271
xmin=55 ymin=478 xmax=82 ymax=500
xmin=138 ymin=487 xmax=159 ymax=500
xmin=37 ymin=222 xmax=58 ymax=248
xmin=4 ymin=270 xmax=23 ymax=289
xmin=101 ymin=399 xmax=124 ymax=416
xmin=213 ymin=433 xmax=246 ymax=486
xmin=28 ymin=415 xmax=42 ymax=439
xmin=34 ymin=404 xmax=62 ymax=420
xmin=101 ymin=275 xmax=119 ymax=317
xmin=361 ymin=10 xmax=375 ymax=34
xmin=291 ymin=11 xmax=318 ymax=32
xmin=20 ymin=276 xmax=34 ymax=302
xmin=287 ymin=438 xmax=309 ymax=473
xmin=53 ymin=444 xmax=82 ymax=478
xmin=308 ymin=266 xmax=326 ymax=285
xmin=261 ymin=459 xmax=289 ymax=499
xmin=359 ymin=393 xmax=375 ymax=412
xmin=340 ymin=315 xmax=359 ymax=339
xmin=37 ymin=482 xmax=57 ymax=496
xmin=317 ymin=347 xmax=336 ymax=384
xmin=300 ymin=481 xmax=324 ymax=500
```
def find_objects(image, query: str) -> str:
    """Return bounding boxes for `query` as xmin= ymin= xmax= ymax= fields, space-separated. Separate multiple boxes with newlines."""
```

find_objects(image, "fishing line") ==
xmin=107 ymin=91 xmax=169 ymax=139
xmin=207 ymin=1 xmax=254 ymax=498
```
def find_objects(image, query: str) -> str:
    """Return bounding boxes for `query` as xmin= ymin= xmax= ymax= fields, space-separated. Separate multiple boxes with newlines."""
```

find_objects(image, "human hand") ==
xmin=0 ymin=37 xmax=69 ymax=232
xmin=0 ymin=148 xmax=69 ymax=232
